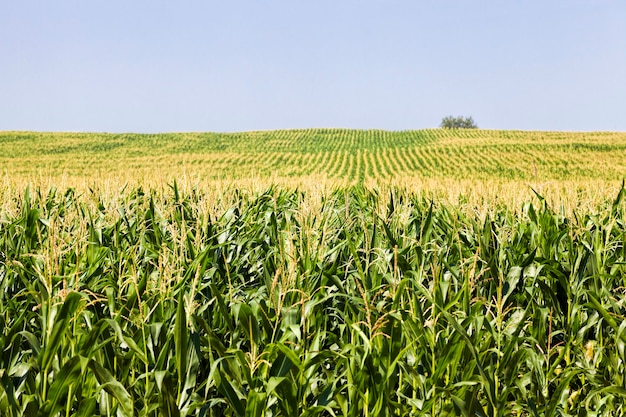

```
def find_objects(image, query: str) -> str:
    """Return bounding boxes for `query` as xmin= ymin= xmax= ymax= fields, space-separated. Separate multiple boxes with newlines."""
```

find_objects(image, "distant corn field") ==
xmin=1 ymin=129 xmax=625 ymax=183
xmin=1 ymin=129 xmax=626 ymax=415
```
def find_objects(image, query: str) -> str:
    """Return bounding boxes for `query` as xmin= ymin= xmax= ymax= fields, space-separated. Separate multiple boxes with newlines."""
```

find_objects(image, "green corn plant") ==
xmin=1 ymin=182 xmax=625 ymax=415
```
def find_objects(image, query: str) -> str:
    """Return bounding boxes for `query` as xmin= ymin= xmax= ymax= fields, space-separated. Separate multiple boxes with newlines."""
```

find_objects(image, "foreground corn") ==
xmin=0 ymin=184 xmax=625 ymax=416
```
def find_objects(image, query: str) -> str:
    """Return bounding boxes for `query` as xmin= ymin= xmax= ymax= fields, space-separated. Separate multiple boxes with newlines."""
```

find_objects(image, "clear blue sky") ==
xmin=1 ymin=1 xmax=625 ymax=132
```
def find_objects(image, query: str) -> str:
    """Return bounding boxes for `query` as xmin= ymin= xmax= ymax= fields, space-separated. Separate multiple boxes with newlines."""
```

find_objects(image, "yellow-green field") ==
xmin=2 ymin=129 xmax=625 ymax=182
xmin=2 ymin=128 xmax=625 ymax=208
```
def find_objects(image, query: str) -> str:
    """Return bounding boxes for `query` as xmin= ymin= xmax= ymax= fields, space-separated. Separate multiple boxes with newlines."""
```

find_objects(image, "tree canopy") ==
xmin=440 ymin=116 xmax=478 ymax=129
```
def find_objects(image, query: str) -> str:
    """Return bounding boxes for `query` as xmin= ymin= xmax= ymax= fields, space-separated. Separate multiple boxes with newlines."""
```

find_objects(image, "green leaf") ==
xmin=104 ymin=318 xmax=148 ymax=364
xmin=40 ymin=292 xmax=83 ymax=372
xmin=88 ymin=359 xmax=134 ymax=417
xmin=156 ymin=371 xmax=180 ymax=417
xmin=174 ymin=290 xmax=188 ymax=399
xmin=217 ymin=369 xmax=246 ymax=417
xmin=75 ymin=397 xmax=98 ymax=417
xmin=245 ymin=390 xmax=267 ymax=417
xmin=42 ymin=356 xmax=88 ymax=416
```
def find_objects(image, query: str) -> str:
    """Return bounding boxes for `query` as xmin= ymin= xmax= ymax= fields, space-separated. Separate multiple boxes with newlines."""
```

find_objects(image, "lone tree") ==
xmin=440 ymin=115 xmax=478 ymax=129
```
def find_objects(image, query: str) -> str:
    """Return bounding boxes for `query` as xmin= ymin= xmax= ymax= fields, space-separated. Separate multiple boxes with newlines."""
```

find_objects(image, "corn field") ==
xmin=2 ymin=130 xmax=625 ymax=183
xmin=1 ymin=182 xmax=626 ymax=416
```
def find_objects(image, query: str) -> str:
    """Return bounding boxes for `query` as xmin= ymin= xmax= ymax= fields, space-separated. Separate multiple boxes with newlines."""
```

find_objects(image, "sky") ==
xmin=1 ymin=1 xmax=625 ymax=133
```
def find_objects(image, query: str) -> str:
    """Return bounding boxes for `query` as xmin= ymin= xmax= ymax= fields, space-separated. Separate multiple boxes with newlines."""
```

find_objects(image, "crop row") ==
xmin=2 ymin=130 xmax=625 ymax=184
xmin=184 ymin=146 xmax=624 ymax=182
